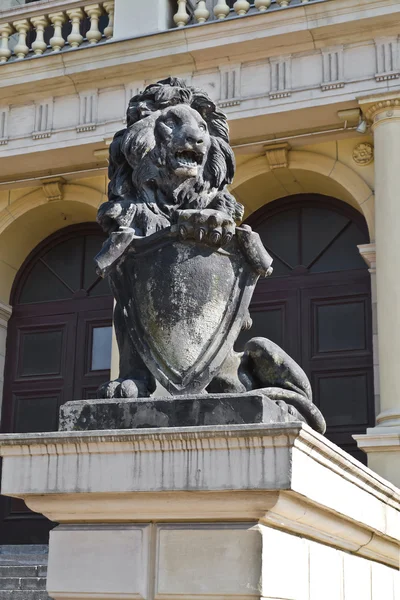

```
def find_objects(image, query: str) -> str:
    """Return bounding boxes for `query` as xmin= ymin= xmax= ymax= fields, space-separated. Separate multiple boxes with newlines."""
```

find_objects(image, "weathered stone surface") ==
xmin=93 ymin=77 xmax=326 ymax=435
xmin=59 ymin=393 xmax=303 ymax=432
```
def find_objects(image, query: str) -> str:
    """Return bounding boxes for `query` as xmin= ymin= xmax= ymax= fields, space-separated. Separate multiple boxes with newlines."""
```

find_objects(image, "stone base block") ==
xmin=0 ymin=423 xmax=399 ymax=599
xmin=59 ymin=392 xmax=301 ymax=431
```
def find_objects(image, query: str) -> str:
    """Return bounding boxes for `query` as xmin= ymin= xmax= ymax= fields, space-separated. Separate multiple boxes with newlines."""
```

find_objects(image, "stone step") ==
xmin=0 ymin=577 xmax=47 ymax=590
xmin=0 ymin=566 xmax=47 ymax=578
xmin=0 ymin=592 xmax=49 ymax=600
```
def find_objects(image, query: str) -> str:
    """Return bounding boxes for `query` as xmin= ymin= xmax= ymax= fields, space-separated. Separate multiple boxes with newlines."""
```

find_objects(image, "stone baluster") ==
xmin=67 ymin=8 xmax=84 ymax=48
xmin=233 ymin=1 xmax=250 ymax=16
xmin=0 ymin=23 xmax=13 ymax=64
xmin=49 ymin=12 xmax=66 ymax=52
xmin=13 ymin=19 xmax=30 ymax=60
xmin=103 ymin=1 xmax=114 ymax=39
xmin=194 ymin=1 xmax=210 ymax=23
xmin=173 ymin=0 xmax=190 ymax=27
xmin=214 ymin=0 xmax=230 ymax=20
xmin=31 ymin=15 xmax=49 ymax=56
xmin=276 ymin=0 xmax=291 ymax=6
xmin=255 ymin=0 xmax=271 ymax=10
xmin=85 ymin=4 xmax=103 ymax=44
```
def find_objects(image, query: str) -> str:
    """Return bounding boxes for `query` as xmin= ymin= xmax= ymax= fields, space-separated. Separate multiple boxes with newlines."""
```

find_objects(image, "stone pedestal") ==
xmin=0 ymin=423 xmax=399 ymax=600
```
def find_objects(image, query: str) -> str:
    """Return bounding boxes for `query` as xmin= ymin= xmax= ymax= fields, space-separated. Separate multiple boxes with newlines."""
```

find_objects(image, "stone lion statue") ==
xmin=95 ymin=77 xmax=326 ymax=435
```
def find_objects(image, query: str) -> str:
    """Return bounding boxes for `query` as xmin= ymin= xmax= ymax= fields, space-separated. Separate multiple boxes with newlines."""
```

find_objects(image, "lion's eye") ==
xmin=164 ymin=118 xmax=176 ymax=129
xmin=199 ymin=123 xmax=207 ymax=132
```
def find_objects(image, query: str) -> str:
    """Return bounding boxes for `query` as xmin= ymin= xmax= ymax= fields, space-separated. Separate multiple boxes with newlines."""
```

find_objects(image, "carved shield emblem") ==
xmin=108 ymin=227 xmax=272 ymax=395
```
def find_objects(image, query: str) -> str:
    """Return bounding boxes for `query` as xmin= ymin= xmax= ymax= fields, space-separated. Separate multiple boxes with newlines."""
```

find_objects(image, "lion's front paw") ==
xmin=97 ymin=378 xmax=140 ymax=399
xmin=178 ymin=209 xmax=235 ymax=248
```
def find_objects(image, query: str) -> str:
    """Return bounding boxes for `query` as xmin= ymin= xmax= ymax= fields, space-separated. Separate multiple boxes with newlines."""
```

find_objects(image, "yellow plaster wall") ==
xmin=0 ymin=138 xmax=375 ymax=306
xmin=0 ymin=177 xmax=107 ymax=306
xmin=231 ymin=135 xmax=375 ymax=241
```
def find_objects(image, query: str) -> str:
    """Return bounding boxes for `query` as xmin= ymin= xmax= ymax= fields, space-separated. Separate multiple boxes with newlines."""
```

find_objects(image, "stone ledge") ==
xmin=0 ymin=423 xmax=399 ymax=569
xmin=58 ymin=393 xmax=300 ymax=432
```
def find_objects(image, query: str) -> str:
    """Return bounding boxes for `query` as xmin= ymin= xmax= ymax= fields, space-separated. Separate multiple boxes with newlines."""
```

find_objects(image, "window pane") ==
xmin=255 ymin=209 xmax=300 ymax=270
xmin=91 ymin=326 xmax=112 ymax=371
xmin=310 ymin=222 xmax=368 ymax=273
xmin=20 ymin=330 xmax=63 ymax=376
xmin=20 ymin=262 xmax=72 ymax=304
xmin=301 ymin=208 xmax=349 ymax=267
xmin=42 ymin=237 xmax=84 ymax=292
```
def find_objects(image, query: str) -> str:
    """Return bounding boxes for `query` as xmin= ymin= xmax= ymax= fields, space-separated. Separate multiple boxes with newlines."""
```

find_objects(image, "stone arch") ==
xmin=0 ymin=183 xmax=106 ymax=306
xmin=231 ymin=150 xmax=375 ymax=242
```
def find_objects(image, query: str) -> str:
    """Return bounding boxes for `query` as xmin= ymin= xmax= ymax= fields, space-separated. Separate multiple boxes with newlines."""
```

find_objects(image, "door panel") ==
xmin=0 ymin=309 xmax=112 ymax=544
xmin=2 ymin=313 xmax=76 ymax=435
xmin=236 ymin=288 xmax=299 ymax=362
xmin=73 ymin=310 xmax=113 ymax=401
xmin=301 ymin=284 xmax=374 ymax=461
xmin=245 ymin=195 xmax=374 ymax=463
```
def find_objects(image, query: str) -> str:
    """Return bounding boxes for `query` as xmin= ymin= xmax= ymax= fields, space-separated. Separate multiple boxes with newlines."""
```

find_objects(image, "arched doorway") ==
xmin=0 ymin=223 xmax=113 ymax=544
xmin=237 ymin=194 xmax=374 ymax=462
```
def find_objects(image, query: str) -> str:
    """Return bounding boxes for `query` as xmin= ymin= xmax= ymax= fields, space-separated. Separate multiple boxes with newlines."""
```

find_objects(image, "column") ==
xmin=355 ymin=94 xmax=400 ymax=486
xmin=366 ymin=95 xmax=400 ymax=428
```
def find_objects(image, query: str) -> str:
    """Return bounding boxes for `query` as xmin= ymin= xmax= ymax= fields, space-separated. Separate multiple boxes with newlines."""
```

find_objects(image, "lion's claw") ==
xmin=178 ymin=209 xmax=235 ymax=248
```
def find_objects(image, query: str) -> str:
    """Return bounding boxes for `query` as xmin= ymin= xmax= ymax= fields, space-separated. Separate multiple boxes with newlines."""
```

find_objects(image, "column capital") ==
xmin=359 ymin=93 xmax=400 ymax=126
xmin=358 ymin=243 xmax=376 ymax=274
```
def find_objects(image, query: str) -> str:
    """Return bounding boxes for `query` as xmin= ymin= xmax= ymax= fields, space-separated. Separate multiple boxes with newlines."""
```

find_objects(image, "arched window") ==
xmin=0 ymin=224 xmax=113 ymax=544
xmin=237 ymin=194 xmax=374 ymax=463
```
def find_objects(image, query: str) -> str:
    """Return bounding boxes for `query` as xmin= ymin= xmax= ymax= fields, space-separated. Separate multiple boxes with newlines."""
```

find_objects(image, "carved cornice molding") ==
xmin=264 ymin=142 xmax=291 ymax=170
xmin=361 ymin=95 xmax=400 ymax=123
xmin=0 ymin=301 xmax=12 ymax=324
xmin=358 ymin=243 xmax=376 ymax=274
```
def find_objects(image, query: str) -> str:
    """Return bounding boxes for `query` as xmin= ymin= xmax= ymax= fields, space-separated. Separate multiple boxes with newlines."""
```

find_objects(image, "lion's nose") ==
xmin=187 ymin=134 xmax=204 ymax=146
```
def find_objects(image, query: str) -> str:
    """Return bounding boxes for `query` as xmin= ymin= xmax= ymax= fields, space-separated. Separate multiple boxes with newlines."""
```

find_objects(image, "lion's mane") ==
xmin=108 ymin=77 xmax=238 ymax=219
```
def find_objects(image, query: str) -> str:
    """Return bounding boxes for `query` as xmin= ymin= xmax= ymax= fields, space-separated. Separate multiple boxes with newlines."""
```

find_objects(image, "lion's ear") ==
xmin=156 ymin=121 xmax=173 ymax=141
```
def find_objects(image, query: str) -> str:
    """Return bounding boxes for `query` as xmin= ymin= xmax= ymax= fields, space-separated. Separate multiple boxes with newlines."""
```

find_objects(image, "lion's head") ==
xmin=108 ymin=78 xmax=239 ymax=217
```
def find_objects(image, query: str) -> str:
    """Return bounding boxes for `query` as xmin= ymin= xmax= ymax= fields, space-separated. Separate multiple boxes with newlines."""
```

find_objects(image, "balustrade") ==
xmin=0 ymin=0 xmax=114 ymax=64
xmin=174 ymin=0 xmax=311 ymax=27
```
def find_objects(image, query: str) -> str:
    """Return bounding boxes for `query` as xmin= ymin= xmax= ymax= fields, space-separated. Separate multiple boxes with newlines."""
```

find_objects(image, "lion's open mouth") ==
xmin=175 ymin=151 xmax=203 ymax=168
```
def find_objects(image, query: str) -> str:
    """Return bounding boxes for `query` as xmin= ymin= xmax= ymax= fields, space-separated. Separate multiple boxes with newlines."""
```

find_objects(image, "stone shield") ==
xmin=108 ymin=226 xmax=272 ymax=395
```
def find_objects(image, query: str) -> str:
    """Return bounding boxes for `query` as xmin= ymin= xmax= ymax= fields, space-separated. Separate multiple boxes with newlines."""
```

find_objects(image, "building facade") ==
xmin=0 ymin=0 xmax=398 ymax=549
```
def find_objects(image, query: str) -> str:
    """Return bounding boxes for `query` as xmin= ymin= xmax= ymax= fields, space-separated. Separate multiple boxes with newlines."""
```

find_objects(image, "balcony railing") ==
xmin=0 ymin=0 xmax=114 ymax=64
xmin=174 ymin=0 xmax=311 ymax=27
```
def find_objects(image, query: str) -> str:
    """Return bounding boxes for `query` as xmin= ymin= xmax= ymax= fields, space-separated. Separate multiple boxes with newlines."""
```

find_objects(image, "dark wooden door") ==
xmin=236 ymin=195 xmax=374 ymax=463
xmin=0 ymin=224 xmax=113 ymax=544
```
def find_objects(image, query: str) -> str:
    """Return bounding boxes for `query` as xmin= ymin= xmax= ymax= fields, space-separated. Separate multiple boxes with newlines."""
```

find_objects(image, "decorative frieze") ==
xmin=0 ymin=108 xmax=9 ymax=145
xmin=32 ymin=100 xmax=53 ymax=140
xmin=264 ymin=142 xmax=291 ymax=170
xmin=321 ymin=47 xmax=344 ymax=91
xmin=375 ymin=38 xmax=399 ymax=82
xmin=269 ymin=56 xmax=291 ymax=100
xmin=219 ymin=65 xmax=241 ymax=107
xmin=352 ymin=142 xmax=374 ymax=166
xmin=77 ymin=91 xmax=98 ymax=132
xmin=124 ymin=83 xmax=142 ymax=122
